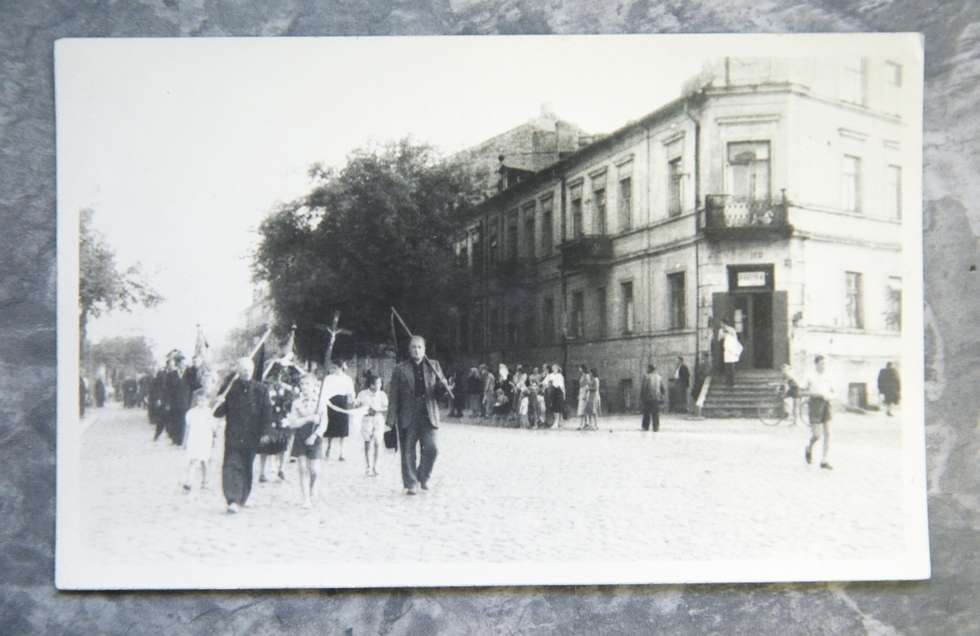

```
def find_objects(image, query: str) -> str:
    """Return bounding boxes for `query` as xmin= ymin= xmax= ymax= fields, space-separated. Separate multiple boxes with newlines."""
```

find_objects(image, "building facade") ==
xmin=450 ymin=57 xmax=910 ymax=413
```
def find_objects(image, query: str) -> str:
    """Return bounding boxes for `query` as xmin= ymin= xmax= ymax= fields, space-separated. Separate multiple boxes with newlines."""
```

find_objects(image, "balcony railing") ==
xmin=703 ymin=194 xmax=792 ymax=240
xmin=559 ymin=235 xmax=614 ymax=271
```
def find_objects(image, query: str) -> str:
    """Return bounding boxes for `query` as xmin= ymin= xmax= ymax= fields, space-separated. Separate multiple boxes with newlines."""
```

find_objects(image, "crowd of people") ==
xmin=132 ymin=334 xmax=453 ymax=511
xmin=443 ymin=357 xmax=695 ymax=432
xmin=97 ymin=331 xmax=902 ymax=511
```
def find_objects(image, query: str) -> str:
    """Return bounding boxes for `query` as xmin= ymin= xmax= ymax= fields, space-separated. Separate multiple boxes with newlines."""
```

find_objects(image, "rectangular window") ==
xmin=571 ymin=291 xmax=584 ymax=339
xmin=845 ymin=272 xmax=864 ymax=329
xmin=842 ymin=58 xmax=866 ymax=105
xmin=488 ymin=218 xmax=500 ymax=265
xmin=471 ymin=301 xmax=484 ymax=352
xmin=668 ymin=272 xmax=686 ymax=329
xmin=843 ymin=155 xmax=862 ymax=213
xmin=621 ymin=281 xmax=635 ymax=334
xmin=543 ymin=296 xmax=555 ymax=344
xmin=593 ymin=186 xmax=607 ymax=235
xmin=541 ymin=197 xmax=554 ymax=255
xmin=458 ymin=310 xmax=469 ymax=353
xmin=523 ymin=203 xmax=536 ymax=259
xmin=470 ymin=227 xmax=483 ymax=274
xmin=886 ymin=164 xmax=902 ymax=220
xmin=668 ymin=157 xmax=683 ymax=216
xmin=885 ymin=276 xmax=902 ymax=331
xmin=884 ymin=61 xmax=902 ymax=116
xmin=507 ymin=310 xmax=518 ymax=348
xmin=596 ymin=287 xmax=607 ymax=338
xmin=506 ymin=210 xmax=519 ymax=261
xmin=489 ymin=307 xmax=501 ymax=346
xmin=618 ymin=176 xmax=633 ymax=231
xmin=727 ymin=141 xmax=770 ymax=202
xmin=460 ymin=241 xmax=471 ymax=269
xmin=524 ymin=311 xmax=536 ymax=347
xmin=570 ymin=184 xmax=583 ymax=239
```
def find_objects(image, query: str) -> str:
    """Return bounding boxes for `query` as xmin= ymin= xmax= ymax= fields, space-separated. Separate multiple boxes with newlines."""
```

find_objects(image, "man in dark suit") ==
xmin=213 ymin=357 xmax=273 ymax=513
xmin=386 ymin=335 xmax=446 ymax=495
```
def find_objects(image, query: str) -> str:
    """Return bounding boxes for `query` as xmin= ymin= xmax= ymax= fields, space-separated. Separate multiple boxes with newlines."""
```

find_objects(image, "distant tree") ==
xmin=253 ymin=140 xmax=478 ymax=362
xmin=79 ymin=209 xmax=163 ymax=349
xmin=87 ymin=336 xmax=156 ymax=379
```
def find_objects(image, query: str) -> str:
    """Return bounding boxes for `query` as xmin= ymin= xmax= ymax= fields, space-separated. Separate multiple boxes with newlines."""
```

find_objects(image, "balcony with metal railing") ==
xmin=702 ymin=193 xmax=793 ymax=241
xmin=559 ymin=235 xmax=614 ymax=271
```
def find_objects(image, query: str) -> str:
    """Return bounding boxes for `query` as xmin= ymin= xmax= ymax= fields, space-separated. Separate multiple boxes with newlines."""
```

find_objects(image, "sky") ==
xmin=57 ymin=35 xmax=717 ymax=360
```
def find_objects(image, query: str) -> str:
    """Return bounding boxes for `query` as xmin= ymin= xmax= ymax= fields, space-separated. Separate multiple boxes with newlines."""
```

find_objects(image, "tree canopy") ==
xmin=87 ymin=335 xmax=156 ymax=378
xmin=79 ymin=208 xmax=163 ymax=345
xmin=253 ymin=140 xmax=478 ymax=363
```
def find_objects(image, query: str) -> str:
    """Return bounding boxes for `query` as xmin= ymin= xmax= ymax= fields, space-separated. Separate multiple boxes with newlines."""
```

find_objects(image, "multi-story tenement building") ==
xmin=450 ymin=57 xmax=911 ymax=414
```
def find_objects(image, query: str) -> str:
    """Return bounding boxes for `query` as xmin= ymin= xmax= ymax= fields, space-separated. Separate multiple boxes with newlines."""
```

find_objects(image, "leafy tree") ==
xmin=253 ymin=140 xmax=477 ymax=363
xmin=87 ymin=336 xmax=156 ymax=379
xmin=79 ymin=208 xmax=163 ymax=348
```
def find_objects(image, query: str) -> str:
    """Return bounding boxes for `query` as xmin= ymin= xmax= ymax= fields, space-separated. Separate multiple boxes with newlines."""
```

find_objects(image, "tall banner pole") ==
xmin=390 ymin=306 xmax=454 ymax=400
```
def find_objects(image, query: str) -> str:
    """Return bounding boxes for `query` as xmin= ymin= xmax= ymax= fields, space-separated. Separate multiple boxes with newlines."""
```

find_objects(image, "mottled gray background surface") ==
xmin=1 ymin=1 xmax=977 ymax=634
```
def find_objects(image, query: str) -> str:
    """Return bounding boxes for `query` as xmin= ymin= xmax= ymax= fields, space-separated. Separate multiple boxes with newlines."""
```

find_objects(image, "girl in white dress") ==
xmin=355 ymin=371 xmax=388 ymax=476
xmin=181 ymin=389 xmax=220 ymax=492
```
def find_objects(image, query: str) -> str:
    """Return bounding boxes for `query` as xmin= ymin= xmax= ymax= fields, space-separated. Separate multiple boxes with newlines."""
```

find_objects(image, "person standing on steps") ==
xmin=720 ymin=321 xmax=742 ymax=389
xmin=385 ymin=335 xmax=446 ymax=495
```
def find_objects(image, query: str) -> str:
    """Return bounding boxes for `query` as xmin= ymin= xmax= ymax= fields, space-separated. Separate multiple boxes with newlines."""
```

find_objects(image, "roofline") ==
xmin=464 ymin=93 xmax=696 ymax=219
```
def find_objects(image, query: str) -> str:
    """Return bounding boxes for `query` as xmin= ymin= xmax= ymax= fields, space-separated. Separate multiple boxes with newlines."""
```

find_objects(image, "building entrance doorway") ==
xmin=711 ymin=264 xmax=788 ymax=372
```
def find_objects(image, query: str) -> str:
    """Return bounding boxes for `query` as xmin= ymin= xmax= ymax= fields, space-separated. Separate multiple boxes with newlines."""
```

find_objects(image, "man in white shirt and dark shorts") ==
xmin=804 ymin=355 xmax=835 ymax=470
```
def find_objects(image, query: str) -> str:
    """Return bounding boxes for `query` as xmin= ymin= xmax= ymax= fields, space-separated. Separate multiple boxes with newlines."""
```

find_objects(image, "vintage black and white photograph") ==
xmin=55 ymin=34 xmax=928 ymax=589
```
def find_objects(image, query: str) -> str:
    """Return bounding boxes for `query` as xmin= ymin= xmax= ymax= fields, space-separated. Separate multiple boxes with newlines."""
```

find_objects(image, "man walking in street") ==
xmin=214 ymin=357 xmax=273 ymax=513
xmin=804 ymin=355 xmax=835 ymax=470
xmin=386 ymin=335 xmax=445 ymax=495
xmin=640 ymin=364 xmax=666 ymax=432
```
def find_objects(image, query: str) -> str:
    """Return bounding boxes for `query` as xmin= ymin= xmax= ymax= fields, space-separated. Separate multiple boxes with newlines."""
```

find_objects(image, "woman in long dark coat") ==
xmin=877 ymin=362 xmax=901 ymax=416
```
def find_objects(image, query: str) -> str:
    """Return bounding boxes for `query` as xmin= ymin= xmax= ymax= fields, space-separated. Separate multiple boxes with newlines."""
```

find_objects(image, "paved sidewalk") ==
xmin=76 ymin=403 xmax=909 ymax=568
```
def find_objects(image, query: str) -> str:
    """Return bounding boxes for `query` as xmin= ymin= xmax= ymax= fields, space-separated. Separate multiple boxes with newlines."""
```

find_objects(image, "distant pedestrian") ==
xmin=481 ymin=364 xmax=496 ymax=421
xmin=671 ymin=357 xmax=691 ymax=413
xmin=780 ymin=363 xmax=802 ymax=425
xmin=213 ymin=357 xmax=273 ymax=513
xmin=586 ymin=368 xmax=601 ymax=429
xmin=466 ymin=367 xmax=482 ymax=416
xmin=640 ymin=364 xmax=666 ymax=432
xmin=544 ymin=364 xmax=565 ymax=428
xmin=181 ymin=389 xmax=220 ymax=492
xmin=94 ymin=377 xmax=106 ymax=408
xmin=877 ymin=362 xmax=901 ymax=416
xmin=804 ymin=355 xmax=835 ymax=470
xmin=575 ymin=365 xmax=590 ymax=429
xmin=385 ymin=335 xmax=446 ymax=495
xmin=321 ymin=362 xmax=355 ymax=461
xmin=355 ymin=370 xmax=388 ymax=477
xmin=720 ymin=321 xmax=742 ymax=388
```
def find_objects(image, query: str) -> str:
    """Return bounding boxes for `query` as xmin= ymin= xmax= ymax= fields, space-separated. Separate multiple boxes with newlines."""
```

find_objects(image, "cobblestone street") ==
xmin=75 ymin=403 xmax=908 ymax=571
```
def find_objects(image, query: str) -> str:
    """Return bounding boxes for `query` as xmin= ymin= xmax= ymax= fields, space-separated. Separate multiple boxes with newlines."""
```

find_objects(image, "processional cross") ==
xmin=314 ymin=311 xmax=353 ymax=368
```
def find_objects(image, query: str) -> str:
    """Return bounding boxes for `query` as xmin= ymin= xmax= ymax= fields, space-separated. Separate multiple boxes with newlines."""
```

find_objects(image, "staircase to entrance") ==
xmin=702 ymin=369 xmax=783 ymax=418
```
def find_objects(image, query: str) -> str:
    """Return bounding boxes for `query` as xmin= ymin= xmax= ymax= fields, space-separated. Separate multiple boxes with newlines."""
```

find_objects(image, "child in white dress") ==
xmin=355 ymin=371 xmax=388 ymax=476
xmin=181 ymin=389 xmax=220 ymax=492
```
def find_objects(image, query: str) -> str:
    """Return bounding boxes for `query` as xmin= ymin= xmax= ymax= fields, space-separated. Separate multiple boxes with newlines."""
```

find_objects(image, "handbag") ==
xmin=383 ymin=427 xmax=398 ymax=451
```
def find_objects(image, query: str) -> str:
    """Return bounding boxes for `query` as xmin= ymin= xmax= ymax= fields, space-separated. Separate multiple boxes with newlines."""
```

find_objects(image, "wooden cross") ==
xmin=314 ymin=311 xmax=353 ymax=368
